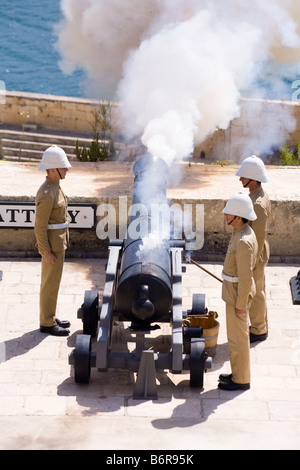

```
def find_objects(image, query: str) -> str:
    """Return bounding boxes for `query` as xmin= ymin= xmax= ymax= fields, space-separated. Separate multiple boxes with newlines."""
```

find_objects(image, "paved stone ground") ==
xmin=0 ymin=160 xmax=300 ymax=202
xmin=0 ymin=257 xmax=299 ymax=450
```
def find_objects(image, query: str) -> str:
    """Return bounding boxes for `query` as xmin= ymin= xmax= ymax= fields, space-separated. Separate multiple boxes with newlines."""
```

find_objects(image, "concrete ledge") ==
xmin=0 ymin=161 xmax=299 ymax=260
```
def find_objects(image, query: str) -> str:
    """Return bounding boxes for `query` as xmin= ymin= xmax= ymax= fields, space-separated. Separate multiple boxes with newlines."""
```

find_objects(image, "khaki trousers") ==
xmin=249 ymin=258 xmax=268 ymax=335
xmin=40 ymin=251 xmax=65 ymax=327
xmin=226 ymin=303 xmax=251 ymax=384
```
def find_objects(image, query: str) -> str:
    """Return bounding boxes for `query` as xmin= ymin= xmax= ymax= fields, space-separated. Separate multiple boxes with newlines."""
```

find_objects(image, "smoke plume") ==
xmin=56 ymin=0 xmax=300 ymax=163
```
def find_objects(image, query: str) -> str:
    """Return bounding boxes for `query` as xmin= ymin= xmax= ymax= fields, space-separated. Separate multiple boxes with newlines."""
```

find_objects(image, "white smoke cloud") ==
xmin=56 ymin=0 xmax=300 ymax=163
xmin=118 ymin=9 xmax=259 ymax=163
xmin=56 ymin=0 xmax=160 ymax=96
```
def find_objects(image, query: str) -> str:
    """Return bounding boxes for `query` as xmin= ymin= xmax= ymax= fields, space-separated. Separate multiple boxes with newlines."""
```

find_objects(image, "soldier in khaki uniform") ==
xmin=219 ymin=192 xmax=258 ymax=391
xmin=236 ymin=155 xmax=271 ymax=343
xmin=34 ymin=145 xmax=71 ymax=336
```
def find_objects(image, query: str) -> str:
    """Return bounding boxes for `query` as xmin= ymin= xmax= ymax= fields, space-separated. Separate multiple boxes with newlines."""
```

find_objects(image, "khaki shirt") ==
xmin=222 ymin=224 xmax=258 ymax=311
xmin=34 ymin=177 xmax=68 ymax=255
xmin=249 ymin=186 xmax=271 ymax=264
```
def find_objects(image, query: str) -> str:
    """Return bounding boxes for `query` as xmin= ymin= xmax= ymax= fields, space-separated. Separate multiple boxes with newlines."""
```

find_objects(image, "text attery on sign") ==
xmin=0 ymin=202 xmax=96 ymax=229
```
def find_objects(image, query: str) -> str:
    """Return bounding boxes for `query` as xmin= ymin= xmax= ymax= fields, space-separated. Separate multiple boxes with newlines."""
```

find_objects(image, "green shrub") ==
xmin=280 ymin=143 xmax=300 ymax=166
xmin=74 ymin=101 xmax=116 ymax=162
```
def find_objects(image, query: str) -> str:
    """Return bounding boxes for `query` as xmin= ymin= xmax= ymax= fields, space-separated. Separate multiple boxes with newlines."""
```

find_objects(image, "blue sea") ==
xmin=0 ymin=0 xmax=86 ymax=98
xmin=0 ymin=0 xmax=297 ymax=101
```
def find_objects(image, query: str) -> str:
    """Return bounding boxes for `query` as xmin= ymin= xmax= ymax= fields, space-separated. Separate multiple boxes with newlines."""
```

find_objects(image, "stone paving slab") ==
xmin=0 ymin=257 xmax=300 ymax=450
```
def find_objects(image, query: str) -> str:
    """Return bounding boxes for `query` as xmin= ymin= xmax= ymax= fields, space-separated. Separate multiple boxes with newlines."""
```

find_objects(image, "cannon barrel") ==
xmin=115 ymin=154 xmax=173 ymax=325
xmin=72 ymin=153 xmax=213 ymax=395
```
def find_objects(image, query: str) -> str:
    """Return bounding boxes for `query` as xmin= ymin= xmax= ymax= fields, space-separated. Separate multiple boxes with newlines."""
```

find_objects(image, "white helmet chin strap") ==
xmin=228 ymin=215 xmax=237 ymax=225
xmin=244 ymin=178 xmax=253 ymax=188
xmin=56 ymin=169 xmax=62 ymax=179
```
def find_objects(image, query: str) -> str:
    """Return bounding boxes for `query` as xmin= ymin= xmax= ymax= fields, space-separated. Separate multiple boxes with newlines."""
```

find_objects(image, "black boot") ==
xmin=56 ymin=318 xmax=71 ymax=328
xmin=218 ymin=377 xmax=250 ymax=391
xmin=218 ymin=373 xmax=233 ymax=382
xmin=250 ymin=331 xmax=268 ymax=343
xmin=40 ymin=324 xmax=70 ymax=336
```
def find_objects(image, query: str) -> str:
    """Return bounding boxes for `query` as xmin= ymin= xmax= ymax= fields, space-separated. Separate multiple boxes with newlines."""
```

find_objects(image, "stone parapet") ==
xmin=0 ymin=90 xmax=119 ymax=135
xmin=0 ymin=161 xmax=299 ymax=261
xmin=1 ymin=92 xmax=300 ymax=163
xmin=1 ymin=198 xmax=298 ymax=261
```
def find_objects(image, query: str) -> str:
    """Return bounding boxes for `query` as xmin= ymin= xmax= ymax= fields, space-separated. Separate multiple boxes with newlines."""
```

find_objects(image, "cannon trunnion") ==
xmin=69 ymin=155 xmax=212 ymax=398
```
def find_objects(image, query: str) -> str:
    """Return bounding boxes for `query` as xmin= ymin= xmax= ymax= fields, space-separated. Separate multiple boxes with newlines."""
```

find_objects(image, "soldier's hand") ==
xmin=43 ymin=251 xmax=57 ymax=264
xmin=235 ymin=308 xmax=246 ymax=317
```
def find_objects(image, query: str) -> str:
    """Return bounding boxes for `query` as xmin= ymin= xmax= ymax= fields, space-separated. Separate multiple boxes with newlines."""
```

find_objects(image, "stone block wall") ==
xmin=0 ymin=91 xmax=119 ymax=135
xmin=1 ymin=196 xmax=299 ymax=262
xmin=1 ymin=92 xmax=300 ymax=161
xmin=0 ymin=91 xmax=299 ymax=260
xmin=194 ymin=97 xmax=300 ymax=162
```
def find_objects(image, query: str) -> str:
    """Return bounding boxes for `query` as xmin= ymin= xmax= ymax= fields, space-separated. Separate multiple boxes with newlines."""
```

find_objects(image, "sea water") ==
xmin=0 ymin=0 xmax=86 ymax=98
xmin=0 ymin=0 xmax=298 ymax=101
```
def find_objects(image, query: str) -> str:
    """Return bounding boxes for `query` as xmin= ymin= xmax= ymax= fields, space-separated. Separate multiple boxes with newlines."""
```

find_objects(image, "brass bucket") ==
xmin=183 ymin=311 xmax=219 ymax=356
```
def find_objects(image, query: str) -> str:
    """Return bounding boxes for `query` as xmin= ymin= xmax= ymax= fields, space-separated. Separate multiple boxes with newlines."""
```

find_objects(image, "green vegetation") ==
xmin=75 ymin=102 xmax=115 ymax=162
xmin=211 ymin=159 xmax=233 ymax=167
xmin=280 ymin=143 xmax=300 ymax=166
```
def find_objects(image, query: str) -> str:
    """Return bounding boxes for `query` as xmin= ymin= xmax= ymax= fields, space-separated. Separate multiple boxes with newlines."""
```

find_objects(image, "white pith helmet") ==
xmin=38 ymin=145 xmax=71 ymax=171
xmin=222 ymin=192 xmax=257 ymax=221
xmin=236 ymin=155 xmax=268 ymax=183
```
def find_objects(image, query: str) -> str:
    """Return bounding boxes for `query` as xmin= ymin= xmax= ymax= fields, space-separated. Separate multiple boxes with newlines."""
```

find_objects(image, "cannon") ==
xmin=69 ymin=154 xmax=212 ymax=398
xmin=290 ymin=270 xmax=300 ymax=305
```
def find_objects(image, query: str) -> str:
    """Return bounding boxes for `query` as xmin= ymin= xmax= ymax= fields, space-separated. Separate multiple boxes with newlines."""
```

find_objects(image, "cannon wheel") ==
xmin=74 ymin=334 xmax=92 ymax=384
xmin=83 ymin=290 xmax=99 ymax=337
xmin=190 ymin=338 xmax=206 ymax=388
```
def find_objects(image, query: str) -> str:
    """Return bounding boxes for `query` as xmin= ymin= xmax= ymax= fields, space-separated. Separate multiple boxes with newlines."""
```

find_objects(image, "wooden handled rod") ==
xmin=186 ymin=256 xmax=223 ymax=283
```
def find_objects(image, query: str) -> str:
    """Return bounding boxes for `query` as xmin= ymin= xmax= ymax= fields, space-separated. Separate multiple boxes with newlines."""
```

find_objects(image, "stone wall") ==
xmin=0 ymin=90 xmax=119 ymax=135
xmin=195 ymin=97 xmax=300 ymax=162
xmin=1 ymin=196 xmax=299 ymax=262
xmin=1 ymin=91 xmax=300 ymax=160
xmin=0 ymin=91 xmax=299 ymax=261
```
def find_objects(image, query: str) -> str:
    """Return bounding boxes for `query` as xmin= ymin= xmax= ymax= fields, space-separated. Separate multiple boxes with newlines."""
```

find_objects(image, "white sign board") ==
xmin=0 ymin=202 xmax=96 ymax=229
